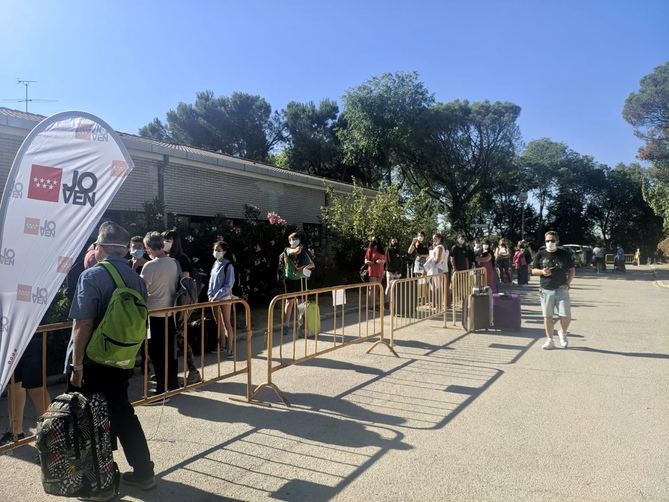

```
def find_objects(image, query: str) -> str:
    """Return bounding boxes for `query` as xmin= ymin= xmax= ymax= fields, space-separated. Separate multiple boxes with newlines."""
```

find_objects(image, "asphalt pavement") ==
xmin=1 ymin=264 xmax=667 ymax=501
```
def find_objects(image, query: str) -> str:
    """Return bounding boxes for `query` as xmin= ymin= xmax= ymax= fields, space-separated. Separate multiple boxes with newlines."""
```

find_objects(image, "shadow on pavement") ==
xmin=569 ymin=347 xmax=669 ymax=359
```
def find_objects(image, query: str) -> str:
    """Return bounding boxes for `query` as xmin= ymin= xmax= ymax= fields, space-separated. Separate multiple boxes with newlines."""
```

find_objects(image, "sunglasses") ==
xmin=545 ymin=239 xmax=557 ymax=243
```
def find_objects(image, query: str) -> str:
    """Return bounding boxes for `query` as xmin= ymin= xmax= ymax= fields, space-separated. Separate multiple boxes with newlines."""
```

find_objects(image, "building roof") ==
xmin=0 ymin=107 xmax=373 ymax=194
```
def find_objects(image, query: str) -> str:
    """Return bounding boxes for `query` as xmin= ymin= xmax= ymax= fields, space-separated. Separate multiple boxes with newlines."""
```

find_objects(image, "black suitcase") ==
xmin=188 ymin=311 xmax=220 ymax=353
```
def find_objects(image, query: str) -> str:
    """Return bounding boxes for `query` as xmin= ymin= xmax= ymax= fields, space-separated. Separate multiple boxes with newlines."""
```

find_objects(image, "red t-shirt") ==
xmin=365 ymin=248 xmax=385 ymax=278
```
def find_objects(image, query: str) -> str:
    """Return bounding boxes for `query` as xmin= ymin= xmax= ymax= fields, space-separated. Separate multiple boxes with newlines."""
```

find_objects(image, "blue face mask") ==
xmin=130 ymin=249 xmax=144 ymax=258
xmin=213 ymin=250 xmax=223 ymax=260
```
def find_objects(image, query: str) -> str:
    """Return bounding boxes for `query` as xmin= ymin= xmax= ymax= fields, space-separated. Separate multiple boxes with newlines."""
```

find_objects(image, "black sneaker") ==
xmin=0 ymin=431 xmax=26 ymax=447
xmin=122 ymin=471 xmax=156 ymax=490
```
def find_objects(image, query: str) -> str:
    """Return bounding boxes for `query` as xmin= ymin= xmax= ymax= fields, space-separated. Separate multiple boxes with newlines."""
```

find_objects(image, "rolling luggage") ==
xmin=36 ymin=392 xmax=119 ymax=498
xmin=297 ymin=300 xmax=321 ymax=337
xmin=492 ymin=293 xmax=521 ymax=331
xmin=462 ymin=290 xmax=491 ymax=331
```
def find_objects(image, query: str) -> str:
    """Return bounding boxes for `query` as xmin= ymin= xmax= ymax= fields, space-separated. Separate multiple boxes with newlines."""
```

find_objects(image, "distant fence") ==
xmin=605 ymin=254 xmax=634 ymax=265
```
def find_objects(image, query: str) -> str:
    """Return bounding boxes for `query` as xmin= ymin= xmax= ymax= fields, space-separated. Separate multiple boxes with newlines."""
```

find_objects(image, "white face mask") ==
xmin=546 ymin=242 xmax=557 ymax=252
xmin=290 ymin=239 xmax=300 ymax=247
xmin=482 ymin=245 xmax=489 ymax=251
xmin=457 ymin=239 xmax=464 ymax=245
xmin=474 ymin=244 xmax=481 ymax=251
xmin=130 ymin=249 xmax=144 ymax=258
xmin=163 ymin=241 xmax=172 ymax=253
xmin=417 ymin=236 xmax=424 ymax=243
xmin=213 ymin=250 xmax=223 ymax=260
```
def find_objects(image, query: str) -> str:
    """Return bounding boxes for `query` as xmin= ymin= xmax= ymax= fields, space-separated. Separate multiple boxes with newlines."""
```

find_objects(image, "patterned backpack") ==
xmin=36 ymin=392 xmax=119 ymax=498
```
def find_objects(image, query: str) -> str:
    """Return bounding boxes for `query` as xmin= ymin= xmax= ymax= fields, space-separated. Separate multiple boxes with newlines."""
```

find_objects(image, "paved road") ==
xmin=1 ymin=265 xmax=668 ymax=501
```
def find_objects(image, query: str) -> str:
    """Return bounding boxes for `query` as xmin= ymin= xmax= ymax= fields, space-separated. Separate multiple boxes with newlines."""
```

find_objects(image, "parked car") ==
xmin=563 ymin=244 xmax=585 ymax=267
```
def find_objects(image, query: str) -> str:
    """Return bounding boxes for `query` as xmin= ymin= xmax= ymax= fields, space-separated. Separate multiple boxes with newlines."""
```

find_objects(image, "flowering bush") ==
xmin=267 ymin=211 xmax=287 ymax=226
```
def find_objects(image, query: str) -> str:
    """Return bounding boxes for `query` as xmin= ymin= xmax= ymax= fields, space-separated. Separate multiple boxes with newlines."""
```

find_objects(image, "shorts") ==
xmin=13 ymin=335 xmax=44 ymax=389
xmin=539 ymin=288 xmax=571 ymax=318
xmin=284 ymin=278 xmax=303 ymax=294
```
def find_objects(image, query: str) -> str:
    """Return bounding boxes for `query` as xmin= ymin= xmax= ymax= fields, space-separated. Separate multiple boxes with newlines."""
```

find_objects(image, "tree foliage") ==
xmin=139 ymin=90 xmax=283 ymax=162
xmin=337 ymin=71 xmax=434 ymax=187
xmin=281 ymin=99 xmax=344 ymax=179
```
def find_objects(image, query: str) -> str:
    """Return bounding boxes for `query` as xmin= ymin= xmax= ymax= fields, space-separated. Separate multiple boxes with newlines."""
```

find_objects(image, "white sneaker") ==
xmin=542 ymin=338 xmax=555 ymax=350
xmin=558 ymin=330 xmax=569 ymax=348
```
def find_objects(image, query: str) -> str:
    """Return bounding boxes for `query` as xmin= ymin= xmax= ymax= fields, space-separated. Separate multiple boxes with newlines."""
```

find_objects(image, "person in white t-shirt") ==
xmin=141 ymin=232 xmax=179 ymax=397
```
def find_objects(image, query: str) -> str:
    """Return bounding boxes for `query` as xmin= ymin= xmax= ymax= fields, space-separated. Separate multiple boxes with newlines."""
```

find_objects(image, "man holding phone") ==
xmin=531 ymin=231 xmax=575 ymax=350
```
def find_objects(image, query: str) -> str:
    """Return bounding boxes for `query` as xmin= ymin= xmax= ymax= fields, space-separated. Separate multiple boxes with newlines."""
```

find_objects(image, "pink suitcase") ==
xmin=492 ymin=293 xmax=521 ymax=331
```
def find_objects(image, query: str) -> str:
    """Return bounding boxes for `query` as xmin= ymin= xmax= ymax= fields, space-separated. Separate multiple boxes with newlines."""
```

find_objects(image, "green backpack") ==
xmin=85 ymin=261 xmax=149 ymax=369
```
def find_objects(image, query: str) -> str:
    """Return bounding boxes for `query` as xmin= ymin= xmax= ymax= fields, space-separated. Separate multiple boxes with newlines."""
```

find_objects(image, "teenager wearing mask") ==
xmin=280 ymin=232 xmax=315 ymax=333
xmin=162 ymin=230 xmax=200 ymax=382
xmin=450 ymin=234 xmax=470 ymax=272
xmin=408 ymin=231 xmax=429 ymax=276
xmin=384 ymin=238 xmax=402 ymax=302
xmin=495 ymin=238 xmax=512 ymax=283
xmin=475 ymin=238 xmax=498 ymax=293
xmin=140 ymin=232 xmax=180 ymax=397
xmin=208 ymin=241 xmax=235 ymax=357
xmin=364 ymin=237 xmax=386 ymax=309
xmin=129 ymin=235 xmax=149 ymax=274
xmin=513 ymin=240 xmax=529 ymax=285
xmin=531 ymin=231 xmax=575 ymax=350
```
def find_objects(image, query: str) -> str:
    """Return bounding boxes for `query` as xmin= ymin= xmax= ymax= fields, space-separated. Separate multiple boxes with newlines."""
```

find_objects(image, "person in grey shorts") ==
xmin=531 ymin=231 xmax=575 ymax=350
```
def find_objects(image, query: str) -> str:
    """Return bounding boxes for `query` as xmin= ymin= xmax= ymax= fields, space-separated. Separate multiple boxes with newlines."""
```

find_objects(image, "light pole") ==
xmin=519 ymin=192 xmax=528 ymax=240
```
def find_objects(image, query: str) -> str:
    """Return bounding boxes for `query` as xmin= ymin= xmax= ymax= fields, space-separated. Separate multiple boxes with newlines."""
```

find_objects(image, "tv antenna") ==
xmin=2 ymin=79 xmax=57 ymax=113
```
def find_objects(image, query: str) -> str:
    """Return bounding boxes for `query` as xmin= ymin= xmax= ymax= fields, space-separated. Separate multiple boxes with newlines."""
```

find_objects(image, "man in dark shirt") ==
xmin=450 ymin=234 xmax=470 ymax=272
xmin=67 ymin=222 xmax=156 ymax=497
xmin=531 ymin=231 xmax=575 ymax=350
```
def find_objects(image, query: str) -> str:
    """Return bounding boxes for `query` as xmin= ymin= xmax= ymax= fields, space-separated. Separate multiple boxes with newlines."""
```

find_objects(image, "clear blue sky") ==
xmin=1 ymin=0 xmax=667 ymax=167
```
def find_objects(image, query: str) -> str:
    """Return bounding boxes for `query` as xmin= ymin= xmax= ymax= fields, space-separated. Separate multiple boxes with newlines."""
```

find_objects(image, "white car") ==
xmin=563 ymin=244 xmax=584 ymax=267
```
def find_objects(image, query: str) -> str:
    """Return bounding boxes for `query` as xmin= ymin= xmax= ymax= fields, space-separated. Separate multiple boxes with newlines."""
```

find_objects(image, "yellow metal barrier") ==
xmin=0 ymin=298 xmax=253 ymax=454
xmin=250 ymin=282 xmax=397 ymax=406
xmin=388 ymin=273 xmax=449 ymax=346
xmin=605 ymin=254 xmax=635 ymax=265
xmin=450 ymin=268 xmax=488 ymax=325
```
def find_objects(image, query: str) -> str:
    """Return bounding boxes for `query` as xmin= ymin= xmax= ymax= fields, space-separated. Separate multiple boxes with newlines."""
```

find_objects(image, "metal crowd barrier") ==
xmin=0 ymin=298 xmax=253 ymax=454
xmin=450 ymin=268 xmax=488 ymax=325
xmin=388 ymin=272 xmax=449 ymax=346
xmin=605 ymin=253 xmax=635 ymax=265
xmin=250 ymin=282 xmax=397 ymax=406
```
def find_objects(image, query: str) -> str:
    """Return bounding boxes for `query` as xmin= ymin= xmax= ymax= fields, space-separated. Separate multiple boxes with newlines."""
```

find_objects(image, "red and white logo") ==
xmin=57 ymin=256 xmax=74 ymax=274
xmin=27 ymin=164 xmax=63 ymax=203
xmin=24 ymin=217 xmax=40 ymax=235
xmin=110 ymin=160 xmax=128 ymax=177
xmin=17 ymin=284 xmax=32 ymax=302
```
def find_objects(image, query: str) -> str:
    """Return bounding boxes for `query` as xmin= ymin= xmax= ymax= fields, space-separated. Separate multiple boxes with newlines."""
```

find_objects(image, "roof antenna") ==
xmin=1 ymin=79 xmax=57 ymax=113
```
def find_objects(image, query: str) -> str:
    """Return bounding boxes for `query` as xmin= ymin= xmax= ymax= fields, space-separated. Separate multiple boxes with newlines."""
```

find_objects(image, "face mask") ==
xmin=482 ymin=245 xmax=489 ymax=251
xmin=474 ymin=244 xmax=481 ymax=252
xmin=546 ymin=242 xmax=557 ymax=252
xmin=130 ymin=249 xmax=144 ymax=258
xmin=290 ymin=239 xmax=300 ymax=247
xmin=417 ymin=236 xmax=424 ymax=243
xmin=163 ymin=241 xmax=172 ymax=253
xmin=457 ymin=239 xmax=464 ymax=245
xmin=213 ymin=250 xmax=223 ymax=259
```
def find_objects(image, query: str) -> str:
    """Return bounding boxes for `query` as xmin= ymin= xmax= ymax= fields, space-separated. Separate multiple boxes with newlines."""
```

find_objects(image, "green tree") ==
xmin=623 ymin=61 xmax=669 ymax=232
xmin=337 ymin=71 xmax=434 ymax=187
xmin=281 ymin=99 xmax=345 ymax=179
xmin=139 ymin=90 xmax=283 ymax=162
xmin=402 ymin=100 xmax=521 ymax=234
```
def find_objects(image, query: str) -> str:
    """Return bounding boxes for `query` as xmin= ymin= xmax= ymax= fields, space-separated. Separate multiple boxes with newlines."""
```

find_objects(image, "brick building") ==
xmin=0 ymin=107 xmax=373 ymax=243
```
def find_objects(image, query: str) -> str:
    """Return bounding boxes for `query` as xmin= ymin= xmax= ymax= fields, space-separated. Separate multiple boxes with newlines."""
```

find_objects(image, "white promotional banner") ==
xmin=0 ymin=111 xmax=134 ymax=394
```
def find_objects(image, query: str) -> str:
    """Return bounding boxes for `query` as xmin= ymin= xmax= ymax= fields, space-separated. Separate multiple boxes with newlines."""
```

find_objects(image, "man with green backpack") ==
xmin=65 ymin=221 xmax=155 ymax=497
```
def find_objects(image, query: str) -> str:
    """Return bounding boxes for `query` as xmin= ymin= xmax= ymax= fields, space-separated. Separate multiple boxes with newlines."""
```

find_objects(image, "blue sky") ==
xmin=1 ymin=0 xmax=667 ymax=167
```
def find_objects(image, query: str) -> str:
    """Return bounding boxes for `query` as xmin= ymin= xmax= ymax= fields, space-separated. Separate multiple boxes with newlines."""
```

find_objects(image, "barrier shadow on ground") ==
xmin=569 ymin=347 xmax=669 ymax=359
xmin=159 ymin=392 xmax=410 ymax=501
xmin=290 ymin=326 xmax=545 ymax=432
